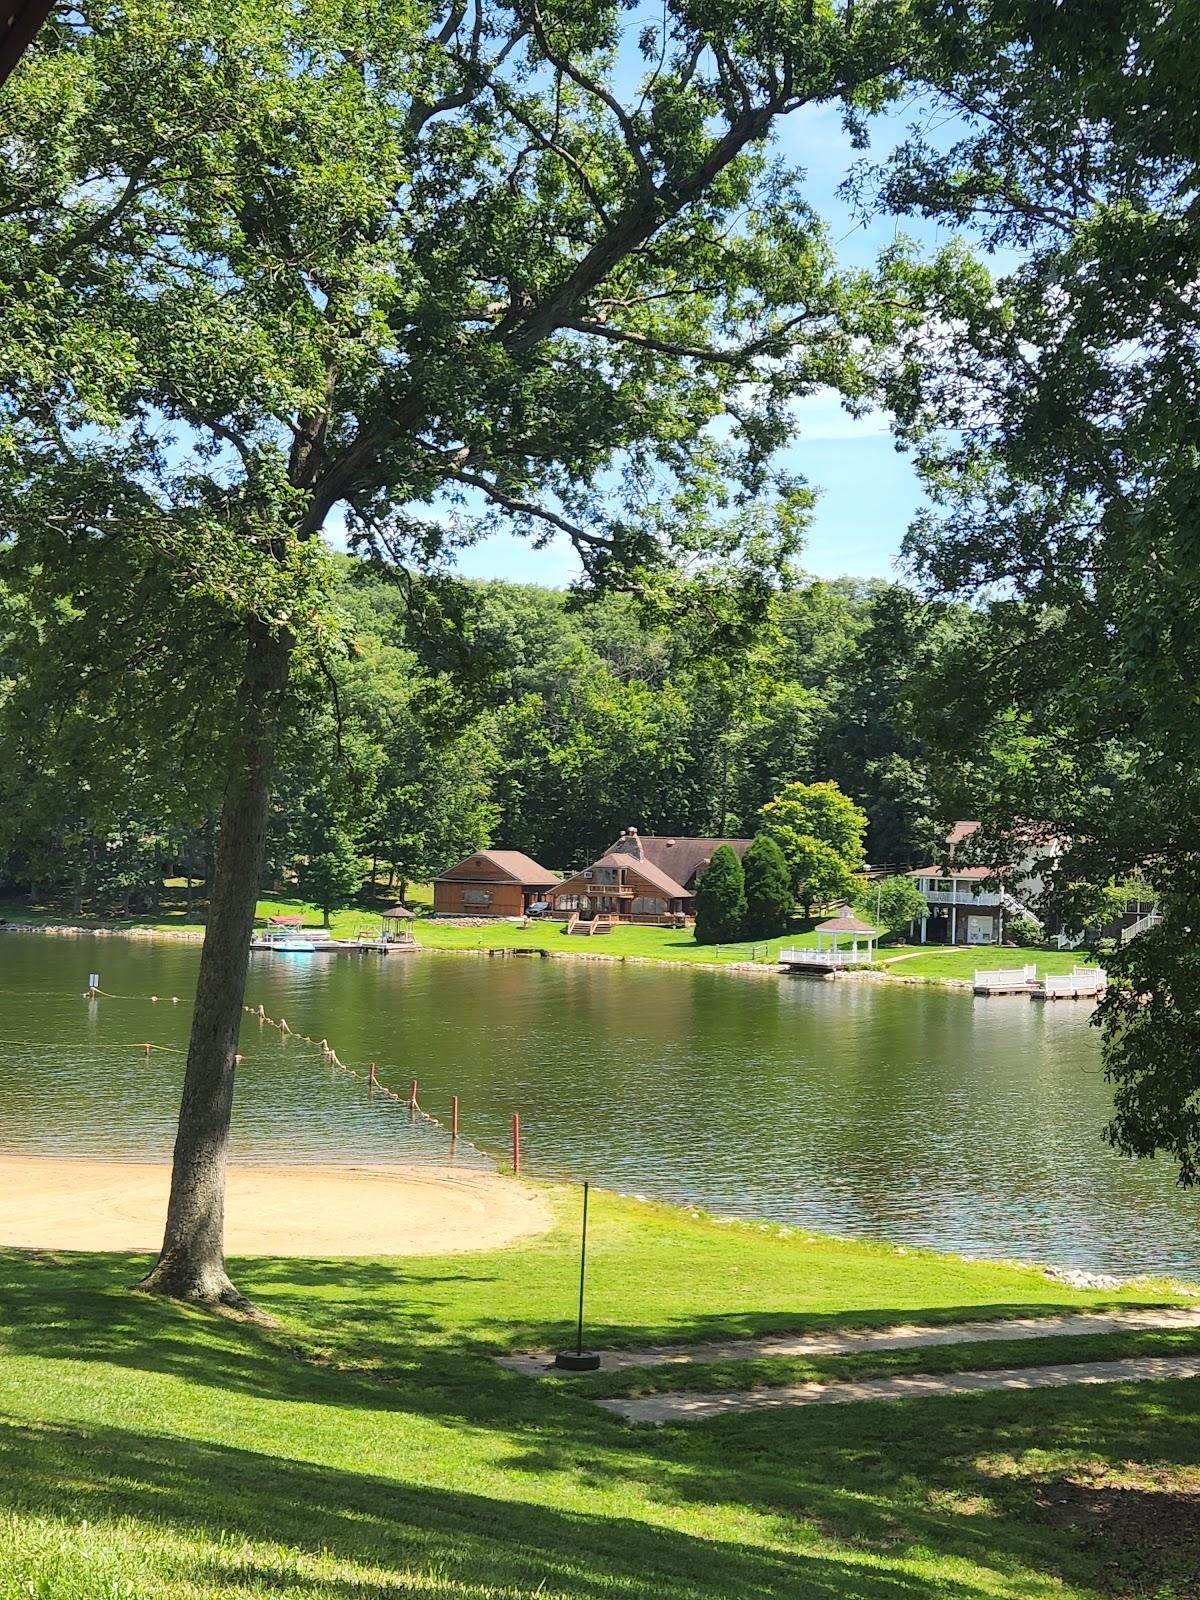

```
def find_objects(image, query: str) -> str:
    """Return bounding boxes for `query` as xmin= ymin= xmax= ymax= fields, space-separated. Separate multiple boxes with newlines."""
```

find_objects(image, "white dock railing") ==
xmin=1043 ymin=965 xmax=1107 ymax=997
xmin=974 ymin=964 xmax=1038 ymax=990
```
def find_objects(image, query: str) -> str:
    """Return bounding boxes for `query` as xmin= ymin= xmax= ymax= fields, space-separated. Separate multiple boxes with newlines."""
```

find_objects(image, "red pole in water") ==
xmin=451 ymin=1095 xmax=459 ymax=1139
xmin=408 ymin=1079 xmax=418 ymax=1110
xmin=512 ymin=1112 xmax=520 ymax=1175
xmin=367 ymin=1062 xmax=377 ymax=1089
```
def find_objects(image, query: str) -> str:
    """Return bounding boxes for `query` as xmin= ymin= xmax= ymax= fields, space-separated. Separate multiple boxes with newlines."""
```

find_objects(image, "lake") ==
xmin=1 ymin=931 xmax=1197 ymax=1276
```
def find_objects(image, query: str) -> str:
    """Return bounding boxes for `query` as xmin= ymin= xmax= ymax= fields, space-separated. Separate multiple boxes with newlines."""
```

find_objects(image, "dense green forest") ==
xmin=0 ymin=559 xmax=971 ymax=913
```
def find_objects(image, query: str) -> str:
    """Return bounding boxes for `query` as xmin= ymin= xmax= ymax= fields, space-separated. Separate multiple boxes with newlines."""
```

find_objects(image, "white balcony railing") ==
xmin=921 ymin=888 xmax=1004 ymax=909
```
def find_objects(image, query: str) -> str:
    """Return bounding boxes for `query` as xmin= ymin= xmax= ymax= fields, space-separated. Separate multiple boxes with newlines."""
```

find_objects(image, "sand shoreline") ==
xmin=0 ymin=1156 xmax=552 ymax=1257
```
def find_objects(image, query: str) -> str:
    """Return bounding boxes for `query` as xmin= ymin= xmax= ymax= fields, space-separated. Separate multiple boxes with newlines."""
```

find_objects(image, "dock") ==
xmin=778 ymin=948 xmax=874 ymax=975
xmin=249 ymin=936 xmax=415 ymax=955
xmin=1034 ymin=965 xmax=1107 ymax=1000
xmin=974 ymin=963 xmax=1106 ymax=999
xmin=973 ymin=964 xmax=1039 ymax=995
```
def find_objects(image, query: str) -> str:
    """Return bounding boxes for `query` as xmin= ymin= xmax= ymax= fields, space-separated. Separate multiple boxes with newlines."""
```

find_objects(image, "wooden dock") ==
xmin=250 ymin=936 xmax=414 ymax=955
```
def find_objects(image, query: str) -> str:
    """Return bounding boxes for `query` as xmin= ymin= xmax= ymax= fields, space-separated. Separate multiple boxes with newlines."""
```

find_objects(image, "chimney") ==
xmin=611 ymin=827 xmax=644 ymax=861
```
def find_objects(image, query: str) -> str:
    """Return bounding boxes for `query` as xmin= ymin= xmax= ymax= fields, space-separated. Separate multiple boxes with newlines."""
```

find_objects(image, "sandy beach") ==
xmin=0 ymin=1157 xmax=552 ymax=1256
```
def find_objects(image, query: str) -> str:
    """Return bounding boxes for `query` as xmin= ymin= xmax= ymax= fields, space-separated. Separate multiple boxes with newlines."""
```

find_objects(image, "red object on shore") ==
xmin=512 ymin=1112 xmax=520 ymax=1175
xmin=451 ymin=1095 xmax=459 ymax=1139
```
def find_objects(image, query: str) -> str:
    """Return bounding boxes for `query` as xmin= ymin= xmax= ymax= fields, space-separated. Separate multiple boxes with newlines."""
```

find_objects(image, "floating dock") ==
xmin=249 ymin=936 xmax=414 ymax=955
xmin=974 ymin=963 xmax=1106 ymax=999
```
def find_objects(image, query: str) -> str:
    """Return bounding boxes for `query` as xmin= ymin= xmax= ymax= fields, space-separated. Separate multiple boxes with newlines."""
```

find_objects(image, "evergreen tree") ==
xmin=694 ymin=845 xmax=747 ymax=945
xmin=742 ymin=833 xmax=793 ymax=938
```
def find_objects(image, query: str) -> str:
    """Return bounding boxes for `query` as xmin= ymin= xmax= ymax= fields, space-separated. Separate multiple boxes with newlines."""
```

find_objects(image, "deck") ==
xmin=778 ymin=947 xmax=874 ymax=973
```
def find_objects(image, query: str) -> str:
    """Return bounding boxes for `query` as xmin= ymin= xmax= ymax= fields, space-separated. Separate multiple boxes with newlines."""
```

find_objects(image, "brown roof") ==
xmin=381 ymin=904 xmax=415 ymax=918
xmin=434 ymin=850 xmax=560 ymax=887
xmin=612 ymin=834 xmax=752 ymax=891
xmin=946 ymin=820 xmax=979 ymax=848
xmin=599 ymin=853 xmax=691 ymax=899
xmin=816 ymin=913 xmax=877 ymax=934
xmin=267 ymin=913 xmax=306 ymax=925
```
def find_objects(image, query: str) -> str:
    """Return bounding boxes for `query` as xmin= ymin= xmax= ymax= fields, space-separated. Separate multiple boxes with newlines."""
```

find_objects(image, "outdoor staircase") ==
xmin=999 ymin=888 xmax=1043 ymax=927
xmin=1121 ymin=909 xmax=1163 ymax=944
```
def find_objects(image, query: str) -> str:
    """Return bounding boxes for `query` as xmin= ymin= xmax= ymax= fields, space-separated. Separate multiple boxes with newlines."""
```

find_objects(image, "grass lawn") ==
xmin=410 ymin=915 xmax=811 ymax=964
xmin=1 ymin=1189 xmax=1197 ymax=1599
xmin=879 ymin=945 xmax=1097 ymax=981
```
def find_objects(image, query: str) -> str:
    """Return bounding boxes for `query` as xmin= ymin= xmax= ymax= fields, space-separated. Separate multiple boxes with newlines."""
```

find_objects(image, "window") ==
xmin=556 ymin=895 xmax=583 ymax=911
xmin=462 ymin=888 xmax=492 ymax=905
xmin=592 ymin=866 xmax=617 ymax=885
xmin=934 ymin=878 xmax=955 ymax=894
xmin=632 ymin=896 xmax=665 ymax=916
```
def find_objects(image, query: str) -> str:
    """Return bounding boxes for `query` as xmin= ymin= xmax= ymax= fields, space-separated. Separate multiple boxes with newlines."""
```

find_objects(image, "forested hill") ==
xmin=0 ymin=561 xmax=974 ymax=913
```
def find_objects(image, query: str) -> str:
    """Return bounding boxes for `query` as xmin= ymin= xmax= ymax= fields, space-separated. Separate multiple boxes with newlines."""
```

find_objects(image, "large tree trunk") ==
xmin=137 ymin=621 xmax=292 ymax=1305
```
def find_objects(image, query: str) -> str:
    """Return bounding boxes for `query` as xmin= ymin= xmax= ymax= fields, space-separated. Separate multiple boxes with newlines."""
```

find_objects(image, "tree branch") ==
xmin=525 ymin=0 xmax=654 ymax=192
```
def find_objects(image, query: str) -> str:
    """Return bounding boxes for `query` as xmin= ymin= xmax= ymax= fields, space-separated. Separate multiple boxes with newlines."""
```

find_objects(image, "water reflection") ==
xmin=0 ymin=933 xmax=1196 ymax=1275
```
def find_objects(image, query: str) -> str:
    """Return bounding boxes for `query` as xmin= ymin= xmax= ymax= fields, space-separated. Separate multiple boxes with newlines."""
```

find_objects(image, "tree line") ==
xmin=0 ymin=563 xmax=971 ymax=918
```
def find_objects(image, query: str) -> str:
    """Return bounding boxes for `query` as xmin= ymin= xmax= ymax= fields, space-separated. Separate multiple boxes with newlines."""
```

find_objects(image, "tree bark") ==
xmin=137 ymin=620 xmax=292 ymax=1305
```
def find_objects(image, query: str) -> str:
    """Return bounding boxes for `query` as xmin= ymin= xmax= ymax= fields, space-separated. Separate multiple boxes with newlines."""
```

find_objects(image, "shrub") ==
xmin=694 ymin=844 xmax=747 ymax=944
xmin=742 ymin=833 xmax=793 ymax=938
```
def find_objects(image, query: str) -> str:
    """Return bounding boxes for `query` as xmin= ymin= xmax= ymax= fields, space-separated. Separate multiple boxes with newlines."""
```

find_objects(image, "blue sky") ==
xmin=449 ymin=95 xmax=982 ymax=589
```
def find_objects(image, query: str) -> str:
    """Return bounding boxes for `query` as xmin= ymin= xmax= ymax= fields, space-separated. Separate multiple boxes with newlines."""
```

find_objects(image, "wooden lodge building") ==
xmin=552 ymin=829 xmax=751 ymax=926
xmin=432 ymin=851 xmax=560 ymax=918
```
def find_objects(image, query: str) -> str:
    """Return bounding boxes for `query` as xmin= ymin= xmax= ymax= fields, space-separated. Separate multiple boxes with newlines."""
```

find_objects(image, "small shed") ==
xmin=814 ymin=912 xmax=878 ymax=962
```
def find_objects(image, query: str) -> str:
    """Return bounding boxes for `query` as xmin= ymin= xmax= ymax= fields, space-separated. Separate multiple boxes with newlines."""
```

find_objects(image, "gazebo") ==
xmin=813 ymin=912 xmax=878 ymax=964
xmin=381 ymin=904 xmax=415 ymax=943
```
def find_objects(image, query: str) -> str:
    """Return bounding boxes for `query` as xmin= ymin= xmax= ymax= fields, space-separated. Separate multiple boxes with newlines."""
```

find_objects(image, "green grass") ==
xmin=879 ymin=945 xmax=1093 ymax=980
xmin=409 ymin=915 xmax=812 ymax=964
xmin=1 ymin=1190 xmax=1197 ymax=1598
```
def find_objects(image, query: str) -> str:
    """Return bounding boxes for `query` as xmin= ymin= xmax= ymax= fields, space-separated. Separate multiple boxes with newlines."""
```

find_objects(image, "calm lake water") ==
xmin=1 ymin=931 xmax=1197 ymax=1276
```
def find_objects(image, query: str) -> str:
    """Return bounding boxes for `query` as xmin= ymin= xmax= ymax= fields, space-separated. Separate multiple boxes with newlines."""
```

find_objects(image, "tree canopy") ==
xmin=865 ymin=0 xmax=1200 ymax=1179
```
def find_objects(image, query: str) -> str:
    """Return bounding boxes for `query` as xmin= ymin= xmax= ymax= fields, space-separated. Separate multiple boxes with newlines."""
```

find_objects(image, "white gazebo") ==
xmin=813 ymin=911 xmax=878 ymax=964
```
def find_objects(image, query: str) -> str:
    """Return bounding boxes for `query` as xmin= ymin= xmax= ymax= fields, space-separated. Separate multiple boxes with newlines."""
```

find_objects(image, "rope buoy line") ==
xmin=241 ymin=1001 xmax=502 ymax=1164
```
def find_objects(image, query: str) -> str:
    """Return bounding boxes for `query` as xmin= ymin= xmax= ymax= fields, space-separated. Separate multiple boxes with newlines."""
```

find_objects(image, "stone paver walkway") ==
xmin=496 ymin=1305 xmax=1200 ymax=1380
xmin=598 ymin=1353 xmax=1200 ymax=1423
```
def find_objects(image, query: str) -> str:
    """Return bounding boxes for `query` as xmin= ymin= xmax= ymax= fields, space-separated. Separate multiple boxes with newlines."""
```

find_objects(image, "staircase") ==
xmin=1121 ymin=909 xmax=1163 ymax=945
xmin=1056 ymin=930 xmax=1086 ymax=950
xmin=1000 ymin=889 xmax=1043 ymax=927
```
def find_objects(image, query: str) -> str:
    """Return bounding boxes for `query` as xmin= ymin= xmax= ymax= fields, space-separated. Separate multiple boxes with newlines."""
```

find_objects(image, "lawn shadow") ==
xmin=0 ymin=1414 xmax=984 ymax=1600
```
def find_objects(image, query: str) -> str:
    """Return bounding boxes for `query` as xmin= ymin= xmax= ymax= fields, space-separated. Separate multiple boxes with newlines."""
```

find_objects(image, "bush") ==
xmin=741 ymin=834 xmax=793 ymax=938
xmin=1003 ymin=914 xmax=1044 ymax=947
xmin=694 ymin=844 xmax=747 ymax=944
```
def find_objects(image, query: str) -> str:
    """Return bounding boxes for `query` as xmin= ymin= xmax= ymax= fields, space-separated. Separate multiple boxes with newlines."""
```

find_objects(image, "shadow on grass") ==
xmin=0 ymin=1414 xmax=982 ymax=1600
xmin=5 ymin=1247 xmax=1200 ymax=1597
